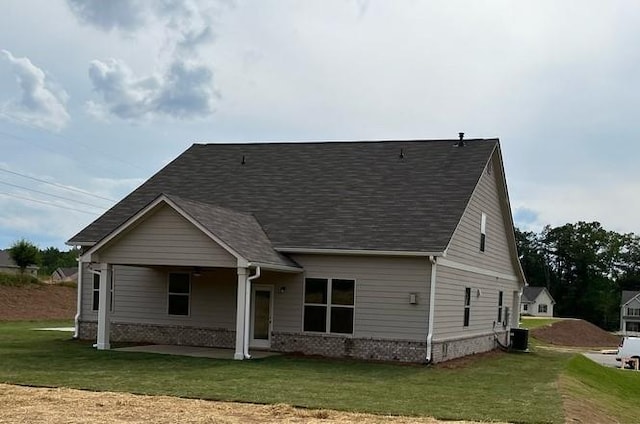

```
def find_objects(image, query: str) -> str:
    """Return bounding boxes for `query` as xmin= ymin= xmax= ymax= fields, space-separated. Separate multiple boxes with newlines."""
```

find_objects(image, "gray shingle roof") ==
xmin=164 ymin=194 xmax=299 ymax=268
xmin=69 ymin=139 xmax=499 ymax=253
xmin=0 ymin=249 xmax=38 ymax=269
xmin=522 ymin=286 xmax=546 ymax=303
xmin=621 ymin=290 xmax=640 ymax=306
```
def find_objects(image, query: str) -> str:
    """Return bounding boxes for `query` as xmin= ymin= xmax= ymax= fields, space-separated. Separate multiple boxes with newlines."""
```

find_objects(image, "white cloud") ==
xmin=87 ymin=58 xmax=216 ymax=121
xmin=0 ymin=50 xmax=70 ymax=131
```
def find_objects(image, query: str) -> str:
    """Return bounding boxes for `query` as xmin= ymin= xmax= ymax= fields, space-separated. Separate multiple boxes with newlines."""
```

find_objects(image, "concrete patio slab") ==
xmin=114 ymin=344 xmax=280 ymax=359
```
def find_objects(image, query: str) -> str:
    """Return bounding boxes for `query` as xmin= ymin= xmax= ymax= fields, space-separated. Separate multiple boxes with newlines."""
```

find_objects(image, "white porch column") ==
xmin=234 ymin=267 xmax=248 ymax=360
xmin=96 ymin=263 xmax=112 ymax=350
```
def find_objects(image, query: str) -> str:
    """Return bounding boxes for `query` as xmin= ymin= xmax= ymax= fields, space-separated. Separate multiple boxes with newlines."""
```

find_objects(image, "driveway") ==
xmin=582 ymin=351 xmax=620 ymax=368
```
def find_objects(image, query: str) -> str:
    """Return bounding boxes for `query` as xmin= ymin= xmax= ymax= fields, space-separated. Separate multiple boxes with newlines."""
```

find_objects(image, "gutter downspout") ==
xmin=73 ymin=255 xmax=83 ymax=339
xmin=243 ymin=266 xmax=261 ymax=359
xmin=426 ymin=256 xmax=437 ymax=363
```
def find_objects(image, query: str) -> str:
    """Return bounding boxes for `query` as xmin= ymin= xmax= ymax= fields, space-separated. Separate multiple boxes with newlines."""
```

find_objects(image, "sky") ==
xmin=1 ymin=0 xmax=639 ymax=251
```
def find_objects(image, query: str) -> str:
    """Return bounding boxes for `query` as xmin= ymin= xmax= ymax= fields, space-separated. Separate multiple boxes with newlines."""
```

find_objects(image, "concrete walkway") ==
xmin=115 ymin=344 xmax=280 ymax=360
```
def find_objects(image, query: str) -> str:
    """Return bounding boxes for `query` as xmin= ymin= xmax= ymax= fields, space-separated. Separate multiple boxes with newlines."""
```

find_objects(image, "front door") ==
xmin=250 ymin=285 xmax=273 ymax=349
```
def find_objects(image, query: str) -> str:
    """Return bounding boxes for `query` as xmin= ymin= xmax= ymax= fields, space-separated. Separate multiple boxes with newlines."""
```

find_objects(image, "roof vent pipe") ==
xmin=399 ymin=148 xmax=404 ymax=159
xmin=241 ymin=155 xmax=246 ymax=165
xmin=456 ymin=132 xmax=465 ymax=147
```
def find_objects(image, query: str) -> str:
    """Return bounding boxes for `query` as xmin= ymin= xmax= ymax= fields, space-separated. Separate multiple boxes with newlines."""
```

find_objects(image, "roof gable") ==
xmin=69 ymin=139 xmax=501 ymax=253
xmin=522 ymin=286 xmax=555 ymax=304
xmin=622 ymin=290 xmax=640 ymax=306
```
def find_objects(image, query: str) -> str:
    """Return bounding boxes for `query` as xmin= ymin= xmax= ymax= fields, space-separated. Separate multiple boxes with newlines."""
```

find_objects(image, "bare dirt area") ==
xmin=0 ymin=384 xmax=501 ymax=424
xmin=530 ymin=319 xmax=620 ymax=348
xmin=0 ymin=284 xmax=76 ymax=321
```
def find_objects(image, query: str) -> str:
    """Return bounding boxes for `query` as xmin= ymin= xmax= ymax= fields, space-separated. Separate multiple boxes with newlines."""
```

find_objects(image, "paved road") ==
xmin=582 ymin=351 xmax=621 ymax=368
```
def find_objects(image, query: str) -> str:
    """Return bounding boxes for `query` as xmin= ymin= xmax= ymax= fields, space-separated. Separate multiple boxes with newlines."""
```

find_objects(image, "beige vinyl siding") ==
xmin=81 ymin=264 xmax=237 ymax=330
xmin=96 ymin=205 xmax=237 ymax=268
xmin=434 ymin=265 xmax=517 ymax=340
xmin=289 ymin=254 xmax=431 ymax=341
xmin=445 ymin=154 xmax=516 ymax=276
xmin=253 ymin=270 xmax=303 ymax=334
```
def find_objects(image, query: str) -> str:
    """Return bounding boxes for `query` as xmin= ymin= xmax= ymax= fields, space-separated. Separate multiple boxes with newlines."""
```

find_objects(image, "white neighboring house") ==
xmin=520 ymin=286 xmax=555 ymax=317
xmin=620 ymin=291 xmax=640 ymax=335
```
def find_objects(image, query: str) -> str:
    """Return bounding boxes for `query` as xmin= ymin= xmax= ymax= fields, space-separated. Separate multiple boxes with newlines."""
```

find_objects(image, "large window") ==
xmin=538 ymin=304 xmax=548 ymax=314
xmin=303 ymin=278 xmax=355 ymax=334
xmin=627 ymin=322 xmax=640 ymax=332
xmin=92 ymin=272 xmax=113 ymax=312
xmin=168 ymin=273 xmax=190 ymax=316
xmin=497 ymin=291 xmax=503 ymax=323
xmin=627 ymin=308 xmax=640 ymax=316
xmin=463 ymin=287 xmax=471 ymax=327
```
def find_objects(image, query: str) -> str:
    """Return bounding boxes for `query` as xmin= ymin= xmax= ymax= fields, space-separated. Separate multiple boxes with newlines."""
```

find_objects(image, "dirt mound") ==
xmin=0 ymin=284 xmax=76 ymax=320
xmin=531 ymin=319 xmax=620 ymax=348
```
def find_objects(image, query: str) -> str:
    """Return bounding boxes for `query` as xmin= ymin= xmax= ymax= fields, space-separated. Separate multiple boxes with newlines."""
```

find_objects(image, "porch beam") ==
xmin=96 ymin=263 xmax=112 ymax=350
xmin=234 ymin=267 xmax=248 ymax=360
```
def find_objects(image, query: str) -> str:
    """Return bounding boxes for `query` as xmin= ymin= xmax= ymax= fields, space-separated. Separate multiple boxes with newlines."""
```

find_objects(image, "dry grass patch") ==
xmin=0 ymin=384 xmax=499 ymax=424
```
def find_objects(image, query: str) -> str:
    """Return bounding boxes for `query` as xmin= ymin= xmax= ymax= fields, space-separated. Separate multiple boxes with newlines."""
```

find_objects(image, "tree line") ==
xmin=516 ymin=221 xmax=640 ymax=330
xmin=6 ymin=239 xmax=79 ymax=276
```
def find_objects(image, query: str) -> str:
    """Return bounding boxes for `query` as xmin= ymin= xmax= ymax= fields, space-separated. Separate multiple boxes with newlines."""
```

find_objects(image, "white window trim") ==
xmin=480 ymin=212 xmax=487 ymax=252
xmin=538 ymin=304 xmax=548 ymax=314
xmin=92 ymin=271 xmax=114 ymax=312
xmin=167 ymin=272 xmax=191 ymax=317
xmin=302 ymin=277 xmax=356 ymax=336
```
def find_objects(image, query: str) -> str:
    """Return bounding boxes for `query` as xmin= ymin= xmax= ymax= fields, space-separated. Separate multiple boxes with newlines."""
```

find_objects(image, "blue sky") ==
xmin=1 ymin=0 xmax=639 ymax=250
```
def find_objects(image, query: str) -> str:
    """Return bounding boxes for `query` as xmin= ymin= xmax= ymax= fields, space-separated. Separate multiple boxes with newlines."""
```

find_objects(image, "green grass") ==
xmin=563 ymin=355 xmax=640 ymax=424
xmin=0 ymin=320 xmax=568 ymax=423
xmin=520 ymin=317 xmax=562 ymax=330
xmin=0 ymin=272 xmax=43 ymax=287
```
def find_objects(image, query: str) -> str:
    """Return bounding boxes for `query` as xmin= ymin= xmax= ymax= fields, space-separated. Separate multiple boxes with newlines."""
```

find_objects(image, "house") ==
xmin=51 ymin=267 xmax=79 ymax=283
xmin=520 ymin=286 xmax=555 ymax=317
xmin=0 ymin=249 xmax=39 ymax=277
xmin=67 ymin=137 xmax=526 ymax=363
xmin=620 ymin=290 xmax=640 ymax=335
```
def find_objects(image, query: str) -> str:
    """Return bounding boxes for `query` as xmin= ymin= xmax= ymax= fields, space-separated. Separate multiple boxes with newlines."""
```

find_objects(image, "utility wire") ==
xmin=0 ymin=167 xmax=118 ymax=203
xmin=0 ymin=180 xmax=109 ymax=210
xmin=0 ymin=191 xmax=100 ymax=215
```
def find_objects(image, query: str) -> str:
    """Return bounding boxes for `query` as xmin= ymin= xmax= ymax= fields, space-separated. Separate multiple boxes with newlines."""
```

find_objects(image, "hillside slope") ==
xmin=0 ymin=284 xmax=76 ymax=320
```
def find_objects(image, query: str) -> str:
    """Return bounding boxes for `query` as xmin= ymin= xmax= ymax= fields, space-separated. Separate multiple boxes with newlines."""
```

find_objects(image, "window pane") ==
xmin=169 ymin=294 xmax=189 ymax=315
xmin=464 ymin=288 xmax=471 ymax=306
xmin=93 ymin=274 xmax=100 ymax=290
xmin=305 ymin=278 xmax=327 ymax=304
xmin=463 ymin=308 xmax=470 ymax=327
xmin=253 ymin=290 xmax=270 ymax=340
xmin=92 ymin=291 xmax=99 ymax=311
xmin=169 ymin=273 xmax=190 ymax=293
xmin=332 ymin=279 xmax=354 ymax=305
xmin=304 ymin=305 xmax=326 ymax=332
xmin=330 ymin=307 xmax=354 ymax=334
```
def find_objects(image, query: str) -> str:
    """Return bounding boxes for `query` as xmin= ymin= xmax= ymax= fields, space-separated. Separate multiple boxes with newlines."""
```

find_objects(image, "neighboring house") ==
xmin=51 ymin=267 xmax=78 ymax=283
xmin=0 ymin=249 xmax=39 ymax=277
xmin=520 ymin=286 xmax=555 ymax=317
xmin=620 ymin=291 xmax=640 ymax=335
xmin=68 ymin=138 xmax=526 ymax=363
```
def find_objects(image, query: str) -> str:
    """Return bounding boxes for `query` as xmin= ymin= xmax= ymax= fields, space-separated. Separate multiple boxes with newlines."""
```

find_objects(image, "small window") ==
xmin=92 ymin=272 xmax=113 ymax=312
xmin=168 ymin=273 xmax=190 ymax=316
xmin=463 ymin=287 xmax=471 ymax=327
xmin=523 ymin=304 xmax=529 ymax=312
xmin=627 ymin=322 xmax=640 ymax=332
xmin=538 ymin=304 xmax=548 ymax=314
xmin=480 ymin=213 xmax=487 ymax=252
xmin=497 ymin=291 xmax=503 ymax=323
xmin=304 ymin=278 xmax=355 ymax=334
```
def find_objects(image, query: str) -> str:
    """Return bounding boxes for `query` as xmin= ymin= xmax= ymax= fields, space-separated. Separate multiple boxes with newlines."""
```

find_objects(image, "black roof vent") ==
xmin=399 ymin=148 xmax=405 ymax=159
xmin=456 ymin=132 xmax=465 ymax=147
xmin=241 ymin=155 xmax=246 ymax=165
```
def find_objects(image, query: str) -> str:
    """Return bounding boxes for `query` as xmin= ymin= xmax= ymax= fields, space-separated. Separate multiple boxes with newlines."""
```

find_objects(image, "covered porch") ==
xmin=77 ymin=194 xmax=301 ymax=360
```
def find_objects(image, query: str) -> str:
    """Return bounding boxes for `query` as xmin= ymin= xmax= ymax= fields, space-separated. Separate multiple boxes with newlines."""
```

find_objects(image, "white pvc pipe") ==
xmin=73 ymin=256 xmax=83 ymax=339
xmin=243 ymin=266 xmax=261 ymax=359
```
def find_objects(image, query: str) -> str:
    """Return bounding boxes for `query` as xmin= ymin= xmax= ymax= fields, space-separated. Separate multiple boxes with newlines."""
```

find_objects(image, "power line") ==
xmin=0 ymin=191 xmax=100 ymax=215
xmin=0 ymin=167 xmax=118 ymax=203
xmin=0 ymin=180 xmax=109 ymax=210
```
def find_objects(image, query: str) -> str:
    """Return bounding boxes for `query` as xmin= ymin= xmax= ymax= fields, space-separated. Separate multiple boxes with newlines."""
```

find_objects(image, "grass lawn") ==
xmin=520 ymin=317 xmax=562 ymax=330
xmin=563 ymin=355 xmax=640 ymax=424
xmin=0 ymin=320 xmax=570 ymax=423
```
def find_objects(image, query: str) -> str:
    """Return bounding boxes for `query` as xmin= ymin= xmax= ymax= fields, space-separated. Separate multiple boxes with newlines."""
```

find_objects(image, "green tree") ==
xmin=39 ymin=246 xmax=79 ymax=275
xmin=8 ymin=239 xmax=40 ymax=282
